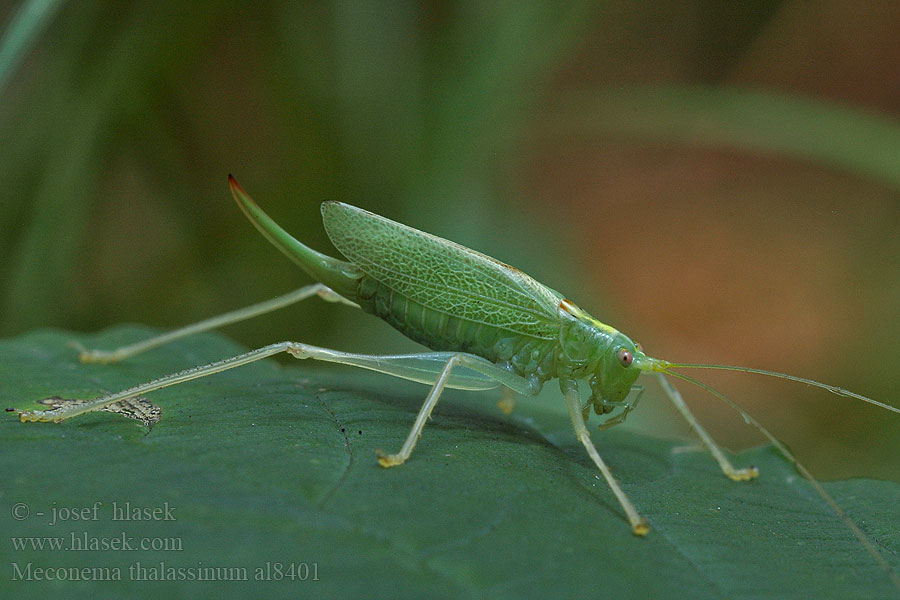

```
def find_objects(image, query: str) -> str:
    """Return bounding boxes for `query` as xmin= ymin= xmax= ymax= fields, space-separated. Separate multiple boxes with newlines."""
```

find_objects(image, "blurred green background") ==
xmin=1 ymin=0 xmax=898 ymax=479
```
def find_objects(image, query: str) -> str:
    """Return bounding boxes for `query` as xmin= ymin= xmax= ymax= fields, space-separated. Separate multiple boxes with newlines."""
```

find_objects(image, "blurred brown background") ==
xmin=1 ymin=0 xmax=898 ymax=479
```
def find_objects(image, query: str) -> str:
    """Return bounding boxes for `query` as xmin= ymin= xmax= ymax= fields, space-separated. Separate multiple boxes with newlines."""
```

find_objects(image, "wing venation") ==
xmin=321 ymin=202 xmax=562 ymax=339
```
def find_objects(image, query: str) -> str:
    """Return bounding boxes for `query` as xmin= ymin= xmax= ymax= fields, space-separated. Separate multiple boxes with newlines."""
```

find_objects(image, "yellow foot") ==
xmin=726 ymin=466 xmax=760 ymax=481
xmin=18 ymin=410 xmax=60 ymax=423
xmin=497 ymin=396 xmax=515 ymax=415
xmin=375 ymin=450 xmax=405 ymax=468
xmin=66 ymin=340 xmax=122 ymax=364
xmin=496 ymin=388 xmax=516 ymax=415
xmin=631 ymin=520 xmax=650 ymax=536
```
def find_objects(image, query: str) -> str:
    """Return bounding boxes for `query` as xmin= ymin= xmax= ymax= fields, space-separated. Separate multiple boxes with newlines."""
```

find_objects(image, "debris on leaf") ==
xmin=40 ymin=395 xmax=161 ymax=428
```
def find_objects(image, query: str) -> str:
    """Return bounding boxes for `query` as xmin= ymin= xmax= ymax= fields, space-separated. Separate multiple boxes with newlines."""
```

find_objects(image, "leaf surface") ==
xmin=1 ymin=327 xmax=898 ymax=599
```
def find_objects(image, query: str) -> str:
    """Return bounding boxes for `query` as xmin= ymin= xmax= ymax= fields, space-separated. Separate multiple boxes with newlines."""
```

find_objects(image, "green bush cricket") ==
xmin=18 ymin=176 xmax=900 ymax=587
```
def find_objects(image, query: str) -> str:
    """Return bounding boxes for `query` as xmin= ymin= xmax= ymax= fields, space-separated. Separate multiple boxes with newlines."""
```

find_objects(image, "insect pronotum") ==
xmin=18 ymin=176 xmax=900 ymax=587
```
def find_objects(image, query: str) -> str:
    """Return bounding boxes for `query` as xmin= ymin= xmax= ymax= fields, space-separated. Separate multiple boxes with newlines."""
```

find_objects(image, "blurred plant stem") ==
xmin=0 ymin=0 xmax=64 ymax=94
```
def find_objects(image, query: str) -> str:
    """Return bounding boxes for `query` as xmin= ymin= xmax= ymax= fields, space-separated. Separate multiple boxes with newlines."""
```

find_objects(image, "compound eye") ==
xmin=617 ymin=348 xmax=633 ymax=367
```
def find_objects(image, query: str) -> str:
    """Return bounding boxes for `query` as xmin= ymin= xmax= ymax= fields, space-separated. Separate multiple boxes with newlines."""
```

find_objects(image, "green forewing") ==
xmin=321 ymin=202 xmax=562 ymax=339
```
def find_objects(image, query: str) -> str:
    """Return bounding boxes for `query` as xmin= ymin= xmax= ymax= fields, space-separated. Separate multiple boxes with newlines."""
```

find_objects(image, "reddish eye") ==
xmin=617 ymin=348 xmax=633 ymax=367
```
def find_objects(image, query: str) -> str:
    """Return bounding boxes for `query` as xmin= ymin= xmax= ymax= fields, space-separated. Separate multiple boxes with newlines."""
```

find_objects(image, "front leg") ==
xmin=595 ymin=386 xmax=644 ymax=431
xmin=561 ymin=378 xmax=649 ymax=536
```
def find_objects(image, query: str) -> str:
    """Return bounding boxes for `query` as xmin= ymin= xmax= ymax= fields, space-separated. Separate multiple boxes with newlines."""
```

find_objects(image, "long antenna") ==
xmin=662 ymin=362 xmax=900 ymax=414
xmin=661 ymin=368 xmax=900 ymax=590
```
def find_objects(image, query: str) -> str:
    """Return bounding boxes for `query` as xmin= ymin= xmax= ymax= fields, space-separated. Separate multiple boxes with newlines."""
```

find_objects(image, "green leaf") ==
xmin=0 ymin=0 xmax=66 ymax=96
xmin=540 ymin=85 xmax=900 ymax=192
xmin=1 ymin=327 xmax=898 ymax=598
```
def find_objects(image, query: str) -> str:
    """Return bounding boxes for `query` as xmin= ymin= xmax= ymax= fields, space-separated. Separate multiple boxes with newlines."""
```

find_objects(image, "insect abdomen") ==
xmin=357 ymin=276 xmax=558 ymax=381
